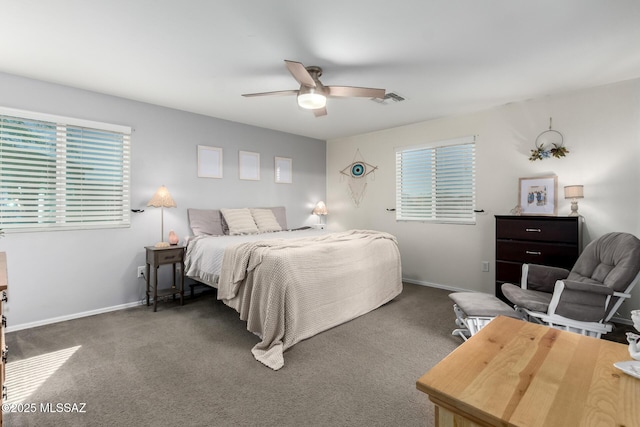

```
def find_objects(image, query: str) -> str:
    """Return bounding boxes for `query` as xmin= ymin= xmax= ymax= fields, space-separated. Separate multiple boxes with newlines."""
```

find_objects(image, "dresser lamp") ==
xmin=564 ymin=185 xmax=584 ymax=217
xmin=147 ymin=185 xmax=177 ymax=247
xmin=312 ymin=201 xmax=328 ymax=225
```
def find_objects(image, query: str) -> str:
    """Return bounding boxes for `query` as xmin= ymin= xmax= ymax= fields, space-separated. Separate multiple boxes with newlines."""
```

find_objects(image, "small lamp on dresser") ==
xmin=564 ymin=185 xmax=584 ymax=217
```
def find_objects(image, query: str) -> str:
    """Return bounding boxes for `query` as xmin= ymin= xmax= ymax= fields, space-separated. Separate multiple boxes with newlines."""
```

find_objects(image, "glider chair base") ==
xmin=450 ymin=292 xmax=523 ymax=341
xmin=515 ymin=306 xmax=612 ymax=338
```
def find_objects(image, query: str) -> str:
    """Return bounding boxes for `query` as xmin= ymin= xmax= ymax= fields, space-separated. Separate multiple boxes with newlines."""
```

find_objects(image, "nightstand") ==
xmin=310 ymin=223 xmax=326 ymax=230
xmin=145 ymin=245 xmax=185 ymax=312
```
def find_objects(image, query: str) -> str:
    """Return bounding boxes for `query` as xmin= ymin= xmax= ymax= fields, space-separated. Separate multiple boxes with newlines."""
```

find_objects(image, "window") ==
xmin=395 ymin=136 xmax=476 ymax=224
xmin=0 ymin=107 xmax=131 ymax=232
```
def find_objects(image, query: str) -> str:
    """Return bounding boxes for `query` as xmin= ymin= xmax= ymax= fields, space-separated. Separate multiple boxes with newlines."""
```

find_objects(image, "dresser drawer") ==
xmin=496 ymin=218 xmax=578 ymax=243
xmin=496 ymin=241 xmax=577 ymax=269
xmin=496 ymin=260 xmax=523 ymax=283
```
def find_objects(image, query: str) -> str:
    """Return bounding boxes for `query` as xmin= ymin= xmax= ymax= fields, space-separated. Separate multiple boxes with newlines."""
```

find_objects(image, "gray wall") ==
xmin=0 ymin=72 xmax=326 ymax=329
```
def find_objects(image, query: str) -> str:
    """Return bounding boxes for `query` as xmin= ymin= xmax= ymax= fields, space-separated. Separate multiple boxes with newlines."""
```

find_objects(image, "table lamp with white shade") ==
xmin=147 ymin=185 xmax=176 ymax=247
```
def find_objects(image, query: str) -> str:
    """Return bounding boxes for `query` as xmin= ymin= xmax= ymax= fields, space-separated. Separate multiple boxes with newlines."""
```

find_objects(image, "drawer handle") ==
xmin=525 ymin=228 xmax=542 ymax=232
xmin=526 ymin=251 xmax=542 ymax=255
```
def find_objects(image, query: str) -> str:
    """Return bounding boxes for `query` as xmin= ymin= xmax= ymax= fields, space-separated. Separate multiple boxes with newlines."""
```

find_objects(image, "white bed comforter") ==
xmin=184 ymin=229 xmax=328 ymax=286
xmin=217 ymin=229 xmax=402 ymax=370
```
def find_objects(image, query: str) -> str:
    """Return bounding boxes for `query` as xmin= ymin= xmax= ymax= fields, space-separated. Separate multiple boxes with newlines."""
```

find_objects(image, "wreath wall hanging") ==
xmin=529 ymin=117 xmax=569 ymax=161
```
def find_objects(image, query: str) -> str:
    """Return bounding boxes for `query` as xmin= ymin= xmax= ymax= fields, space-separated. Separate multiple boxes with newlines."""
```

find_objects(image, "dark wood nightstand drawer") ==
xmin=496 ymin=218 xmax=578 ymax=243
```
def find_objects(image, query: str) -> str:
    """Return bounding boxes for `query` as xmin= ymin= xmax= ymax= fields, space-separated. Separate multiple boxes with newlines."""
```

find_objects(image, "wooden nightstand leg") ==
xmin=171 ymin=263 xmax=177 ymax=301
xmin=153 ymin=266 xmax=158 ymax=312
xmin=179 ymin=259 xmax=184 ymax=306
xmin=145 ymin=263 xmax=151 ymax=306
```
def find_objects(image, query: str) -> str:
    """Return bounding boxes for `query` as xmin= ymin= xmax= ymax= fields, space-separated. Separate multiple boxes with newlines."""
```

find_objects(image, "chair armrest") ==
xmin=522 ymin=264 xmax=570 ymax=292
xmin=548 ymin=280 xmax=614 ymax=322
xmin=562 ymin=280 xmax=614 ymax=295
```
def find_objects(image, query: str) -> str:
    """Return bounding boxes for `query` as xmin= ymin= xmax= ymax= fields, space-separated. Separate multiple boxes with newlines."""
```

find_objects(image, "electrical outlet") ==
xmin=481 ymin=261 xmax=490 ymax=272
xmin=137 ymin=266 xmax=145 ymax=278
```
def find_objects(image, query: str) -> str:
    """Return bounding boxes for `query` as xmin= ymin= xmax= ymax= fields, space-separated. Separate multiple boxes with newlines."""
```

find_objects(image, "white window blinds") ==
xmin=395 ymin=136 xmax=476 ymax=224
xmin=0 ymin=108 xmax=131 ymax=231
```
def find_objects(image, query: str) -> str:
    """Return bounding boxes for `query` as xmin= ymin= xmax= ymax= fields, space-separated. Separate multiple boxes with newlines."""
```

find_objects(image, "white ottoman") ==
xmin=449 ymin=292 xmax=522 ymax=340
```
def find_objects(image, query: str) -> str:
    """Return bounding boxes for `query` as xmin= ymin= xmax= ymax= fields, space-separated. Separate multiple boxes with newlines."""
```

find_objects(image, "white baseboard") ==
xmin=6 ymin=300 xmax=144 ymax=333
xmin=403 ymin=278 xmax=474 ymax=293
xmin=7 ymin=283 xmax=212 ymax=333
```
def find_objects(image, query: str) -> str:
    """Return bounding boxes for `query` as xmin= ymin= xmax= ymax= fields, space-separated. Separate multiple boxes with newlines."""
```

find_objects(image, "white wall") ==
xmin=0 ymin=72 xmax=326 ymax=330
xmin=327 ymin=79 xmax=640 ymax=320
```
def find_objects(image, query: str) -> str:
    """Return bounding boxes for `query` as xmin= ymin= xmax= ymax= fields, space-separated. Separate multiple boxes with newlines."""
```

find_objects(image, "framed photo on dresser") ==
xmin=518 ymin=175 xmax=557 ymax=215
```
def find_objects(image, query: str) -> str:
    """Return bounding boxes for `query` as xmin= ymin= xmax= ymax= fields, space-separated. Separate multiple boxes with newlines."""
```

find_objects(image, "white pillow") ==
xmin=250 ymin=208 xmax=282 ymax=233
xmin=220 ymin=208 xmax=259 ymax=235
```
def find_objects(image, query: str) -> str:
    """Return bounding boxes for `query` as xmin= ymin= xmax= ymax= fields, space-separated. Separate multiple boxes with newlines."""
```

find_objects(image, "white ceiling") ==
xmin=2 ymin=1 xmax=640 ymax=140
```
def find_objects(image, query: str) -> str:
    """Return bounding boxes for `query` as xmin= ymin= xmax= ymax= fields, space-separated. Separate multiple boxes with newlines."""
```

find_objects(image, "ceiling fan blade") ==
xmin=285 ymin=60 xmax=316 ymax=88
xmin=313 ymin=107 xmax=327 ymax=117
xmin=327 ymin=86 xmax=385 ymax=99
xmin=242 ymin=90 xmax=298 ymax=97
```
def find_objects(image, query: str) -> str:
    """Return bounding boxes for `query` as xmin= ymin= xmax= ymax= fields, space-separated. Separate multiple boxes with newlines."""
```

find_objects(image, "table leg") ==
xmin=172 ymin=263 xmax=176 ymax=301
xmin=153 ymin=266 xmax=158 ymax=312
xmin=179 ymin=259 xmax=184 ymax=306
xmin=145 ymin=263 xmax=150 ymax=306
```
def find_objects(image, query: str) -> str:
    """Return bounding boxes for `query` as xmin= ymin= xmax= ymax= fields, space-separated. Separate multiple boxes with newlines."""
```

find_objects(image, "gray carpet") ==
xmin=4 ymin=283 xmax=460 ymax=427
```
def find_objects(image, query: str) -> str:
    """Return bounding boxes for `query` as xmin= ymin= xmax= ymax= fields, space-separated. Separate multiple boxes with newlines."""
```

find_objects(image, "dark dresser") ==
xmin=495 ymin=215 xmax=583 ymax=302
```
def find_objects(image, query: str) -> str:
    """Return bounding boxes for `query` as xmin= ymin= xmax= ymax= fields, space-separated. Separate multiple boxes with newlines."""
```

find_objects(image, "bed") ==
xmin=184 ymin=207 xmax=403 ymax=370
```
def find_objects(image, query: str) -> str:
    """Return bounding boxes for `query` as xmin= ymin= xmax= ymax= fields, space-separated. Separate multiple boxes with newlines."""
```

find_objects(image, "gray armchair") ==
xmin=502 ymin=232 xmax=640 ymax=338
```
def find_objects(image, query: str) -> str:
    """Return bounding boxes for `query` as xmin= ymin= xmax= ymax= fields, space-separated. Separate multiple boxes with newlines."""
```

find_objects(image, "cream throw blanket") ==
xmin=217 ymin=229 xmax=403 ymax=370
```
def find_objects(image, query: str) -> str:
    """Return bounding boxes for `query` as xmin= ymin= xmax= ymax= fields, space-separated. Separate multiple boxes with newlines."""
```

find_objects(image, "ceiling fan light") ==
xmin=297 ymin=91 xmax=326 ymax=109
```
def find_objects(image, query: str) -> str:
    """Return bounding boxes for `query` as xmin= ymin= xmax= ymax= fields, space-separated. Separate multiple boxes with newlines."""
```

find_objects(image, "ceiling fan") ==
xmin=242 ymin=60 xmax=386 ymax=117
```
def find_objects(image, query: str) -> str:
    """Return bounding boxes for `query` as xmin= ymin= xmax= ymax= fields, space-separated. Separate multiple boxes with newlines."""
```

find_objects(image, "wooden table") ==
xmin=416 ymin=316 xmax=640 ymax=426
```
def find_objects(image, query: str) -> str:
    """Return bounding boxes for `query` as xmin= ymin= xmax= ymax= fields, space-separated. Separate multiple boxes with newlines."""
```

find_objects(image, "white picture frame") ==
xmin=274 ymin=157 xmax=292 ymax=184
xmin=239 ymin=150 xmax=260 ymax=180
xmin=518 ymin=175 xmax=558 ymax=215
xmin=197 ymin=145 xmax=223 ymax=179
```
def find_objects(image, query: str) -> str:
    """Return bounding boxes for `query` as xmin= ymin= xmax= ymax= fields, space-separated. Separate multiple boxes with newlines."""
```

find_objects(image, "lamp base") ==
xmin=568 ymin=200 xmax=580 ymax=217
xmin=155 ymin=241 xmax=170 ymax=248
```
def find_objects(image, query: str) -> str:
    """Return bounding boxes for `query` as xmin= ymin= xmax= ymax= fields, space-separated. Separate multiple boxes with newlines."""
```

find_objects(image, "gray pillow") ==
xmin=187 ymin=209 xmax=224 ymax=236
xmin=266 ymin=206 xmax=287 ymax=230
